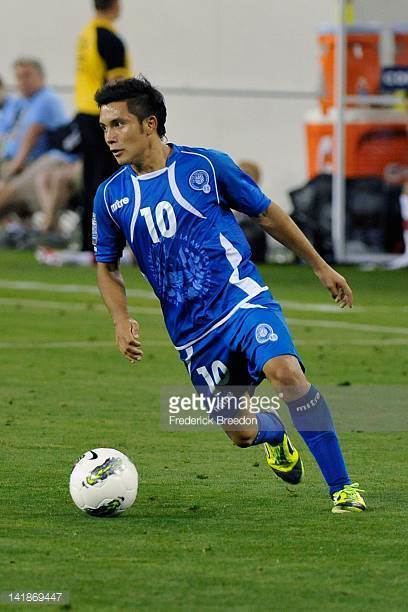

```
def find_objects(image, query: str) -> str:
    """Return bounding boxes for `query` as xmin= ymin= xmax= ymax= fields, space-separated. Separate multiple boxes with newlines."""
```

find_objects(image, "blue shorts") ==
xmin=178 ymin=293 xmax=302 ymax=395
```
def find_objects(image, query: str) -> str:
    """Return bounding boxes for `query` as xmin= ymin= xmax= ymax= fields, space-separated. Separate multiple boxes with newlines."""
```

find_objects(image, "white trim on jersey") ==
xmin=175 ymin=233 xmax=268 ymax=351
xmin=219 ymin=232 xmax=266 ymax=296
xmin=130 ymin=175 xmax=142 ymax=243
xmin=184 ymin=346 xmax=194 ymax=374
xmin=136 ymin=167 xmax=169 ymax=180
xmin=175 ymin=290 xmax=268 ymax=352
xmin=239 ymin=303 xmax=267 ymax=309
xmin=180 ymin=150 xmax=220 ymax=204
xmin=103 ymin=166 xmax=127 ymax=229
xmin=168 ymin=162 xmax=206 ymax=219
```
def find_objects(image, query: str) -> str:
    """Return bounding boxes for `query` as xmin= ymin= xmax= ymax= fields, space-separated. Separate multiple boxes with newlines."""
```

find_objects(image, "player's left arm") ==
xmin=207 ymin=149 xmax=351 ymax=307
xmin=258 ymin=203 xmax=353 ymax=308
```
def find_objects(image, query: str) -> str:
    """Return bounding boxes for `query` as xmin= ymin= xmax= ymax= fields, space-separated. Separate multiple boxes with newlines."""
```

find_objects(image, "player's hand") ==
xmin=314 ymin=264 xmax=353 ymax=309
xmin=115 ymin=317 xmax=143 ymax=363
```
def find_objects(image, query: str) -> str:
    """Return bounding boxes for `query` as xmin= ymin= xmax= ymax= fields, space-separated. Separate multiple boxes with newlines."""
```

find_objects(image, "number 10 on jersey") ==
xmin=140 ymin=201 xmax=177 ymax=243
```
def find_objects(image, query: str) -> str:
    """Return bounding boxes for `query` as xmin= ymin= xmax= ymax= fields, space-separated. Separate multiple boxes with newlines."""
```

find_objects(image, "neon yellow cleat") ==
xmin=332 ymin=483 xmax=366 ymax=513
xmin=264 ymin=434 xmax=304 ymax=485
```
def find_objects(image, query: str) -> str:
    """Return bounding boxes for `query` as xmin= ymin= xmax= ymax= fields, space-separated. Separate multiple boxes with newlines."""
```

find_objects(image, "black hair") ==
xmin=94 ymin=0 xmax=117 ymax=10
xmin=95 ymin=76 xmax=167 ymax=139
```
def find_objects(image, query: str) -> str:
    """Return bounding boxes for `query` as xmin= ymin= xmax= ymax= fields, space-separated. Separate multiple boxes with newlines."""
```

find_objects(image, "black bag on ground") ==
xmin=289 ymin=174 xmax=403 ymax=259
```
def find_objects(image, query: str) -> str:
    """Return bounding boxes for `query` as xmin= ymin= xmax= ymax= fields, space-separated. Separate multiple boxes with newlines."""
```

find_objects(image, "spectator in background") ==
xmin=75 ymin=0 xmax=132 ymax=255
xmin=239 ymin=160 xmax=261 ymax=185
xmin=1 ymin=59 xmax=68 ymax=176
xmin=34 ymin=158 xmax=82 ymax=235
xmin=0 ymin=58 xmax=73 ymax=219
xmin=388 ymin=181 xmax=408 ymax=269
xmin=0 ymin=76 xmax=9 ymax=115
xmin=0 ymin=75 xmax=23 ymax=146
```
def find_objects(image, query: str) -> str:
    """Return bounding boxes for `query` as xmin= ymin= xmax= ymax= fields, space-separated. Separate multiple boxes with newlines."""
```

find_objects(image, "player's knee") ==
xmin=235 ymin=435 xmax=254 ymax=448
xmin=227 ymin=430 xmax=256 ymax=448
xmin=264 ymin=356 xmax=306 ymax=392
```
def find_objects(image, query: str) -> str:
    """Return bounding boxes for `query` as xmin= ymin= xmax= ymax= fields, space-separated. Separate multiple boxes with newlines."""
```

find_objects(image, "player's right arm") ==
xmin=97 ymin=262 xmax=143 ymax=363
xmin=93 ymin=183 xmax=142 ymax=363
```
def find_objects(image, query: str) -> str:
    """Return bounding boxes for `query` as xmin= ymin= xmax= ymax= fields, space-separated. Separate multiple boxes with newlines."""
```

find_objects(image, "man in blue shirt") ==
xmin=93 ymin=76 xmax=366 ymax=513
xmin=0 ymin=75 xmax=23 ymax=141
xmin=0 ymin=58 xmax=70 ymax=217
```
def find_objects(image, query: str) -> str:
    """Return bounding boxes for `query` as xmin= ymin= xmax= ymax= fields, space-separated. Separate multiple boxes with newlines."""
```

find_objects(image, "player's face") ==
xmin=100 ymin=101 xmax=149 ymax=166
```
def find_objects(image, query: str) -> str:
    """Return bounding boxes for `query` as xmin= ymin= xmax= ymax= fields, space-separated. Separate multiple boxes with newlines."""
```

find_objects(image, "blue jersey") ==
xmin=93 ymin=144 xmax=273 ymax=349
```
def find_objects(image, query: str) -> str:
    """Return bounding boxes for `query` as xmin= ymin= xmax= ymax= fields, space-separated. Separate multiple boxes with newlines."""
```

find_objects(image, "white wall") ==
xmin=1 ymin=0 xmax=407 ymax=208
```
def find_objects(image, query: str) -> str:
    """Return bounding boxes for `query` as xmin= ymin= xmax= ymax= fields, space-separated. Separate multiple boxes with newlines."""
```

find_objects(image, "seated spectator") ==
xmin=239 ymin=160 xmax=261 ymax=185
xmin=0 ymin=75 xmax=23 ymax=143
xmin=0 ymin=58 xmax=74 ymax=219
xmin=34 ymin=158 xmax=82 ymax=234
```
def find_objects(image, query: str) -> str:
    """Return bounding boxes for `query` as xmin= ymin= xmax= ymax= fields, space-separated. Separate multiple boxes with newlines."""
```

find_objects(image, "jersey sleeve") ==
xmin=93 ymin=183 xmax=126 ymax=262
xmin=207 ymin=149 xmax=272 ymax=217
xmin=96 ymin=27 xmax=131 ymax=79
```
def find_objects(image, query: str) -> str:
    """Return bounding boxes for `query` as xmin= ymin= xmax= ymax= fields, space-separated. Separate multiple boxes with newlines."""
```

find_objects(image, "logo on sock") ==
xmin=255 ymin=323 xmax=278 ymax=344
xmin=296 ymin=391 xmax=321 ymax=412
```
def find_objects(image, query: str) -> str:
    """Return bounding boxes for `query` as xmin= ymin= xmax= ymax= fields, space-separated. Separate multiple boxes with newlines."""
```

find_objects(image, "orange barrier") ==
xmin=393 ymin=27 xmax=408 ymax=66
xmin=319 ymin=26 xmax=381 ymax=113
xmin=306 ymin=113 xmax=408 ymax=179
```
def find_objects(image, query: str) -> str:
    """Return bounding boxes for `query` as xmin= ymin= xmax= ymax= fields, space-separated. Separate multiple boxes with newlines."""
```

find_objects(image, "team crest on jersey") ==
xmin=147 ymin=236 xmax=211 ymax=305
xmin=189 ymin=170 xmax=211 ymax=194
xmin=255 ymin=323 xmax=278 ymax=344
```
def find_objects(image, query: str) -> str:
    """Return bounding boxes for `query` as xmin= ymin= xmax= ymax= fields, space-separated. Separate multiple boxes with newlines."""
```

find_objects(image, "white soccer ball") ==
xmin=69 ymin=448 xmax=138 ymax=517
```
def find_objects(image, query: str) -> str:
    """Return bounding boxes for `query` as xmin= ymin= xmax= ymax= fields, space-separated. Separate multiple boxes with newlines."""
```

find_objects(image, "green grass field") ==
xmin=1 ymin=250 xmax=408 ymax=611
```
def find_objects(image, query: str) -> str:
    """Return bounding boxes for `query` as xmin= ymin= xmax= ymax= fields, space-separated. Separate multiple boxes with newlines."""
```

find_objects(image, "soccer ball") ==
xmin=69 ymin=448 xmax=138 ymax=517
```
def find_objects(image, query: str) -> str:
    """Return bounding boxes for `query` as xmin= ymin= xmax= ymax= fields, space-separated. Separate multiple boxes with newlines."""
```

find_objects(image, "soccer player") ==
xmin=93 ymin=76 xmax=366 ymax=514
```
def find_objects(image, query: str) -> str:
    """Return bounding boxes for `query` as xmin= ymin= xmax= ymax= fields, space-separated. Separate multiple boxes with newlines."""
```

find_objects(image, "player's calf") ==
xmin=263 ymin=355 xmax=366 ymax=509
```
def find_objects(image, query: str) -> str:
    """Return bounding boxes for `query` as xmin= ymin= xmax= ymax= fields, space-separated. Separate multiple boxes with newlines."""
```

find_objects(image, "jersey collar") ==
xmin=128 ymin=143 xmax=180 ymax=180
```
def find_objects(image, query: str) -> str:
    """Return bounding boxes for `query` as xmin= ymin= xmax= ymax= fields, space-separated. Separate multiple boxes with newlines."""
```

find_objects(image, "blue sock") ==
xmin=252 ymin=411 xmax=285 ymax=446
xmin=286 ymin=385 xmax=351 ymax=495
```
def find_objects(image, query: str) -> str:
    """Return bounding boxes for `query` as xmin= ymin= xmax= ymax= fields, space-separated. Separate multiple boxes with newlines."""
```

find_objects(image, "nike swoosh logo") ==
xmin=88 ymin=450 xmax=98 ymax=460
